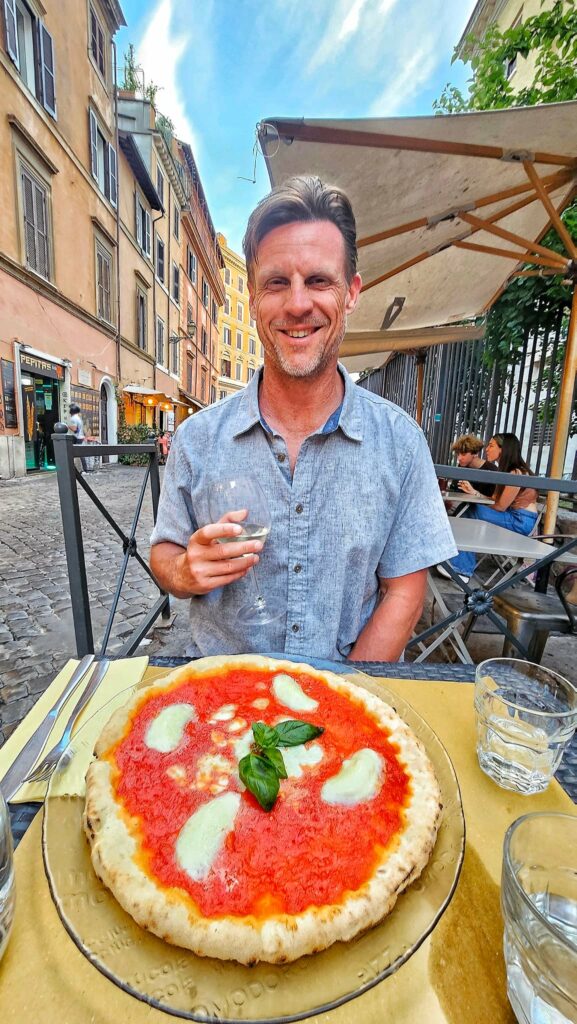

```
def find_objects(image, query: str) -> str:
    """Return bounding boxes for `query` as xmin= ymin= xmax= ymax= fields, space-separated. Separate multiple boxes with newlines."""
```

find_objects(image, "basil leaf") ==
xmin=252 ymin=721 xmax=279 ymax=749
xmin=261 ymin=746 xmax=288 ymax=780
xmin=239 ymin=753 xmax=280 ymax=812
xmin=274 ymin=720 xmax=324 ymax=747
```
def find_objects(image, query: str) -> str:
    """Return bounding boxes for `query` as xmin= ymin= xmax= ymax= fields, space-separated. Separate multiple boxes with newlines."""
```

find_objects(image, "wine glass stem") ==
xmin=249 ymin=565 xmax=266 ymax=608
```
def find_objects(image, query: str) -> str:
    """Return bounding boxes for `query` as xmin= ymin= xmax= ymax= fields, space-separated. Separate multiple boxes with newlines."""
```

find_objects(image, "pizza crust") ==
xmin=84 ymin=655 xmax=442 ymax=964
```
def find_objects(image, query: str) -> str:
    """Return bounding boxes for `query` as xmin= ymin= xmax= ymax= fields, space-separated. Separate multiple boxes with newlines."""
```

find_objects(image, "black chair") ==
xmin=493 ymin=565 xmax=577 ymax=663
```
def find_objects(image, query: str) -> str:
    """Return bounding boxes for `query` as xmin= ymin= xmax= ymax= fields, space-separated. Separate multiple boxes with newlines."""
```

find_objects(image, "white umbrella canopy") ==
xmin=259 ymin=103 xmax=577 ymax=338
xmin=259 ymin=103 xmax=577 ymax=528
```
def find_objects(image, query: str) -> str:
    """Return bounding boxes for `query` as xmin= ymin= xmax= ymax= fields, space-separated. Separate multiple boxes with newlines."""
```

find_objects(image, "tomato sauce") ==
xmin=107 ymin=668 xmax=410 ymax=919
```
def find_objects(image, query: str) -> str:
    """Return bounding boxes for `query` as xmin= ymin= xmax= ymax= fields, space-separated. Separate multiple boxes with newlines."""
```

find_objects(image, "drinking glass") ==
xmin=502 ymin=812 xmax=577 ymax=1024
xmin=0 ymin=791 xmax=15 ymax=961
xmin=474 ymin=658 xmax=577 ymax=794
xmin=207 ymin=476 xmax=283 ymax=625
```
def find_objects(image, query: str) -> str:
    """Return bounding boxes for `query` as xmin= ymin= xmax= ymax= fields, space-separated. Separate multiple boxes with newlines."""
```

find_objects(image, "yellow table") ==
xmin=1 ymin=666 xmax=574 ymax=1023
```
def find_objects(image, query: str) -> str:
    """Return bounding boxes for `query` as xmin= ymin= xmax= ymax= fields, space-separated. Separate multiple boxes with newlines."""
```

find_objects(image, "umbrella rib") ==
xmin=360 ymin=251 xmax=431 ymax=292
xmin=271 ymin=121 xmax=577 ymax=167
xmin=459 ymin=212 xmax=568 ymax=265
xmin=454 ymin=240 xmax=565 ymax=270
xmin=523 ymin=161 xmax=577 ymax=259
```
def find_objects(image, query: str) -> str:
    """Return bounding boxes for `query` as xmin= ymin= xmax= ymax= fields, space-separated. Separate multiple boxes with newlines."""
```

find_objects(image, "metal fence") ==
xmin=358 ymin=307 xmax=576 ymax=476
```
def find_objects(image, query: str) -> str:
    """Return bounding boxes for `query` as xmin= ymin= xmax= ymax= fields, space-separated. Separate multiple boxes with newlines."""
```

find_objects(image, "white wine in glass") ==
xmin=207 ymin=476 xmax=283 ymax=625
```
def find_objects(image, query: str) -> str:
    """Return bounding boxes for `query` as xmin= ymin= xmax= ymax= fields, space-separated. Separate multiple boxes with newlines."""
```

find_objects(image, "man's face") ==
xmin=457 ymin=452 xmax=473 ymax=467
xmin=248 ymin=220 xmax=361 ymax=380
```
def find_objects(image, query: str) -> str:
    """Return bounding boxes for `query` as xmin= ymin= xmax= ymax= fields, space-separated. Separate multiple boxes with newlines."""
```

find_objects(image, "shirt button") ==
xmin=277 ymin=453 xmax=286 ymax=463
xmin=293 ymin=564 xmax=302 ymax=573
xmin=295 ymin=503 xmax=304 ymax=514
xmin=292 ymin=623 xmax=300 ymax=633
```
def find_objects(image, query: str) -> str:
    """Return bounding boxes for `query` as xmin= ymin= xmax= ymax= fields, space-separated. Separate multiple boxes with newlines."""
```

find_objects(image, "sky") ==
xmin=116 ymin=0 xmax=474 ymax=254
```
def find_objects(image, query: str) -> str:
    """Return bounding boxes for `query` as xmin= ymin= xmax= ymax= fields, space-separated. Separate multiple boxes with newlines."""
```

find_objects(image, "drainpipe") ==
xmin=112 ymin=40 xmax=121 ymax=386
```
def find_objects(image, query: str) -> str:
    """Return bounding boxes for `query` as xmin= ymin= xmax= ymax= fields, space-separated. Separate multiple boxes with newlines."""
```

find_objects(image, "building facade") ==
xmin=0 ymin=0 xmax=125 ymax=476
xmin=457 ymin=1 xmax=561 ymax=89
xmin=216 ymin=234 xmax=263 ymax=399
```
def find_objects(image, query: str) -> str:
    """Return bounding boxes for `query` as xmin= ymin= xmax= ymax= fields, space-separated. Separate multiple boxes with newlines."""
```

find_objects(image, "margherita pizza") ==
xmin=84 ymin=655 xmax=441 ymax=964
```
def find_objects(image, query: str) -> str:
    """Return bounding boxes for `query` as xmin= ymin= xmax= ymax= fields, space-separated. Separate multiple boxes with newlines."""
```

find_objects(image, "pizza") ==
xmin=83 ymin=655 xmax=442 ymax=964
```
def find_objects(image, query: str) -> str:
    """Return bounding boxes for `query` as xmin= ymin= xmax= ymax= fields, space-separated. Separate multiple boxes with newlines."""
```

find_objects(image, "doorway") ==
xmin=21 ymin=374 xmax=60 ymax=471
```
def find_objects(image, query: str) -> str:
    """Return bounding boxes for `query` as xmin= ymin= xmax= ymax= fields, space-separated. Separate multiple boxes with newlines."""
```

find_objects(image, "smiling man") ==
xmin=150 ymin=176 xmax=456 ymax=661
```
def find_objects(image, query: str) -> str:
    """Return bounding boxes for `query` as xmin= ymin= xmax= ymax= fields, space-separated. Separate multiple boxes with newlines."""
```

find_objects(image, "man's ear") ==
xmin=345 ymin=273 xmax=362 ymax=315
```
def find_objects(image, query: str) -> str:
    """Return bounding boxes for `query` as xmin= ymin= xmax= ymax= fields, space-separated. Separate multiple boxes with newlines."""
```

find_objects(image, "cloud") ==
xmin=368 ymin=38 xmax=439 ymax=115
xmin=306 ymin=0 xmax=373 ymax=75
xmin=137 ymin=0 xmax=198 ymax=149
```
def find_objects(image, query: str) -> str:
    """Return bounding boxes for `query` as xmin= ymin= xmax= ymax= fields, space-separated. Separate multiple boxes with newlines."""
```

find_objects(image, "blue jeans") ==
xmin=449 ymin=505 xmax=538 ymax=578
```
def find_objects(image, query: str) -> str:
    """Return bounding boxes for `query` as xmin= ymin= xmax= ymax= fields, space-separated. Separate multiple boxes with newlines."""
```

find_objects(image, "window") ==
xmin=135 ymin=195 xmax=151 ymax=256
xmin=212 ymin=299 xmax=218 ymax=325
xmin=223 ymin=326 xmax=231 ymax=346
xmin=186 ymin=355 xmax=193 ymax=393
xmin=156 ymin=315 xmax=165 ymax=365
xmin=219 ymin=389 xmax=227 ymax=401
xmin=247 ymin=366 xmax=255 ymax=381
xmin=136 ymin=289 xmax=147 ymax=350
xmin=5 ymin=0 xmax=57 ymax=117
xmin=236 ymin=331 xmax=242 ymax=350
xmin=201 ymin=327 xmax=207 ymax=354
xmin=235 ymin=362 xmax=242 ymax=381
xmin=221 ymin=357 xmax=231 ymax=377
xmin=89 ymin=4 xmax=105 ymax=77
xmin=249 ymin=336 xmax=256 ymax=355
xmin=187 ymin=247 xmax=197 ymax=284
xmin=260 ymin=342 xmax=264 ymax=359
xmin=170 ymin=333 xmax=179 ymax=374
xmin=156 ymin=166 xmax=164 ymax=207
xmin=172 ymin=262 xmax=180 ymax=304
xmin=20 ymin=164 xmax=50 ymax=278
xmin=505 ymin=10 xmax=522 ymax=79
xmin=89 ymin=110 xmax=117 ymax=206
xmin=200 ymin=370 xmax=207 ymax=403
xmin=186 ymin=301 xmax=193 ymax=331
xmin=224 ymin=268 xmax=231 ymax=285
xmin=202 ymin=280 xmax=209 ymax=308
xmin=224 ymin=296 xmax=230 ymax=315
xmin=173 ymin=204 xmax=180 ymax=240
xmin=238 ymin=275 xmax=244 ymax=293
xmin=237 ymin=302 xmax=243 ymax=322
xmin=156 ymin=237 xmax=164 ymax=282
xmin=96 ymin=242 xmax=112 ymax=323
xmin=210 ymin=385 xmax=216 ymax=404
xmin=249 ymin=315 xmax=255 ymax=328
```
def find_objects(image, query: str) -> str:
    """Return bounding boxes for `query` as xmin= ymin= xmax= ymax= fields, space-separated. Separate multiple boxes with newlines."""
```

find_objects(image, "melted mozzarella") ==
xmin=272 ymin=673 xmax=319 ymax=712
xmin=321 ymin=749 xmax=384 ymax=806
xmin=175 ymin=792 xmax=241 ymax=881
xmin=232 ymin=727 xmax=253 ymax=762
xmin=209 ymin=704 xmax=237 ymax=723
xmin=282 ymin=742 xmax=324 ymax=778
xmin=144 ymin=704 xmax=196 ymax=753
xmin=251 ymin=698 xmax=269 ymax=710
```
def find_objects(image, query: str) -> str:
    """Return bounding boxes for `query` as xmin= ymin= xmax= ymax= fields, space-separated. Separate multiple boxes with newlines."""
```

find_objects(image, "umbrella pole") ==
xmin=415 ymin=350 xmax=426 ymax=426
xmin=543 ymin=284 xmax=577 ymax=534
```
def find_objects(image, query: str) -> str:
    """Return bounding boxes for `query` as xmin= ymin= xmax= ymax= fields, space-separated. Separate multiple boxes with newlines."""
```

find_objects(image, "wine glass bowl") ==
xmin=207 ymin=476 xmax=283 ymax=625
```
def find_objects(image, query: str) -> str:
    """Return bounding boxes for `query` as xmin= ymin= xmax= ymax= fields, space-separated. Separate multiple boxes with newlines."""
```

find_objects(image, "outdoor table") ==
xmin=1 ymin=656 xmax=576 ymax=1024
xmin=412 ymin=518 xmax=577 ymax=663
xmin=441 ymin=492 xmax=494 ymax=507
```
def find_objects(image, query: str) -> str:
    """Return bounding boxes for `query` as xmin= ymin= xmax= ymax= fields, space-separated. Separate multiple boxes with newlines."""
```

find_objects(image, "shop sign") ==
xmin=21 ymin=354 xmax=64 ymax=381
xmin=78 ymin=368 xmax=93 ymax=387
xmin=1 ymin=359 xmax=18 ymax=429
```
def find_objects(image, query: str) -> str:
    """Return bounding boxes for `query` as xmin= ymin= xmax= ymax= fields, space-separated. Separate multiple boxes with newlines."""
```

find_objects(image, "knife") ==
xmin=0 ymin=653 xmax=95 ymax=803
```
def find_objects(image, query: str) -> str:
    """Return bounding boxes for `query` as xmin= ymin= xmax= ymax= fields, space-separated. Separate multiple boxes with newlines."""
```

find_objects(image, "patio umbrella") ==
xmin=259 ymin=102 xmax=577 ymax=530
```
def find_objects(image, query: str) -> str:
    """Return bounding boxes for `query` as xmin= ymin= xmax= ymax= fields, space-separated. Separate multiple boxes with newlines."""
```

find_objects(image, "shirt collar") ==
xmin=232 ymin=363 xmax=363 ymax=442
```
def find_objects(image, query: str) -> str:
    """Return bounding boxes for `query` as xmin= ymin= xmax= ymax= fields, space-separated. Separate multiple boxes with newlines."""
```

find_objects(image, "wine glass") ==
xmin=207 ymin=476 xmax=283 ymax=625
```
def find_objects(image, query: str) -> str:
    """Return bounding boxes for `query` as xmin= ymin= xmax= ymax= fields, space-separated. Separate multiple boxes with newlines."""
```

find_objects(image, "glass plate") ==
xmin=42 ymin=663 xmax=465 ymax=1023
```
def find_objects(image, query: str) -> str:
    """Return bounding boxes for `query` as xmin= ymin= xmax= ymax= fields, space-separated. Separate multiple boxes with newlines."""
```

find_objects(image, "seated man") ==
xmin=150 ymin=175 xmax=457 ymax=662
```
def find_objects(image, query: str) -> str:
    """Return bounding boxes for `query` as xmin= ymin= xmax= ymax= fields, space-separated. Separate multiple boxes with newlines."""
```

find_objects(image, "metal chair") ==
xmin=492 ymin=565 xmax=577 ymax=663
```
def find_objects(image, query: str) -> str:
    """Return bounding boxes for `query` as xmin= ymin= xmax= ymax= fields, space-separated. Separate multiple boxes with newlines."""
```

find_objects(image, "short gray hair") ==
xmin=242 ymin=175 xmax=358 ymax=283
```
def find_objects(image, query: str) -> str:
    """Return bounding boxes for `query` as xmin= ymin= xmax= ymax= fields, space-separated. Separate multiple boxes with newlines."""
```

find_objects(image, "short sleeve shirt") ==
xmin=70 ymin=414 xmax=84 ymax=439
xmin=150 ymin=365 xmax=457 ymax=661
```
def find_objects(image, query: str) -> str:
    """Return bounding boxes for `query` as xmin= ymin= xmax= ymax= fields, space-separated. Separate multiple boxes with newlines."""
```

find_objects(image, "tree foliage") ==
xmin=434 ymin=0 xmax=577 ymax=434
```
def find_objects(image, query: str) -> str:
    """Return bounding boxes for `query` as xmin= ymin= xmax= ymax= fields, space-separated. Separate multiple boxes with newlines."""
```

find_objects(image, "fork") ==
xmin=21 ymin=659 xmax=111 ymax=786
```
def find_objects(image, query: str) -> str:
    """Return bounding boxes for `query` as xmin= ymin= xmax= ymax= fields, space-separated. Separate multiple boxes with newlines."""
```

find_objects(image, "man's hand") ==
xmin=458 ymin=480 xmax=479 ymax=496
xmin=150 ymin=512 xmax=264 ymax=599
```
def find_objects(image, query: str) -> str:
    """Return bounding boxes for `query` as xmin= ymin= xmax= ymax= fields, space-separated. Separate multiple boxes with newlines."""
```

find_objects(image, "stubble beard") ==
xmin=267 ymin=319 xmax=347 ymax=380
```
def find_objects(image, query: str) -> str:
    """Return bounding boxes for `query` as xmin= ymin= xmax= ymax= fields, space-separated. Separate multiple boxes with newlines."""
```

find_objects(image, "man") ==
xmin=150 ymin=176 xmax=456 ymax=661
xmin=68 ymin=402 xmax=89 ymax=474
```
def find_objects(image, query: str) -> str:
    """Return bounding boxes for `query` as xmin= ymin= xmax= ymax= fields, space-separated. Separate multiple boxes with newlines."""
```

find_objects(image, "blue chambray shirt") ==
xmin=150 ymin=365 xmax=457 ymax=661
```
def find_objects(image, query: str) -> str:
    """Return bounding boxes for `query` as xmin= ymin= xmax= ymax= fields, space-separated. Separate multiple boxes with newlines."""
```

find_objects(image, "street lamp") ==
xmin=169 ymin=319 xmax=197 ymax=345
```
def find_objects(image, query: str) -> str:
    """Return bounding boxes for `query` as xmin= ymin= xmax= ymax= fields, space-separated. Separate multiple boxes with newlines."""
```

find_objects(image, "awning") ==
xmin=123 ymin=385 xmax=175 ymax=406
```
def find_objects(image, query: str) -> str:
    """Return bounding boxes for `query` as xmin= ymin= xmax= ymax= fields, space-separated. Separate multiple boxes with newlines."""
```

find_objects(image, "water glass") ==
xmin=0 ymin=790 xmax=16 ymax=960
xmin=474 ymin=658 xmax=577 ymax=794
xmin=502 ymin=812 xmax=577 ymax=1024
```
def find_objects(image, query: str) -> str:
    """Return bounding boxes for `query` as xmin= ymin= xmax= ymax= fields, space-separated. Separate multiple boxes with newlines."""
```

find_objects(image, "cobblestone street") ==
xmin=0 ymin=464 xmax=190 ymax=744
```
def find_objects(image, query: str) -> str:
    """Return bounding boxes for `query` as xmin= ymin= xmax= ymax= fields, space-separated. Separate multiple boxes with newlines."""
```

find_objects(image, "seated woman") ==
xmin=450 ymin=433 xmax=498 ymax=497
xmin=438 ymin=433 xmax=538 ymax=582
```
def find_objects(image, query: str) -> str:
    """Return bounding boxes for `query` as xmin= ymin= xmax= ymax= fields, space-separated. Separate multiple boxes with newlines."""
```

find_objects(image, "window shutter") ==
xmin=135 ymin=196 xmax=142 ymax=247
xmin=89 ymin=110 xmax=98 ymax=179
xmin=108 ymin=145 xmax=117 ymax=207
xmin=4 ymin=0 xmax=19 ymax=67
xmin=33 ymin=180 xmax=49 ymax=278
xmin=145 ymin=211 xmax=151 ymax=256
xmin=38 ymin=23 xmax=57 ymax=118
xmin=21 ymin=171 xmax=37 ymax=271
xmin=102 ymin=253 xmax=111 ymax=321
